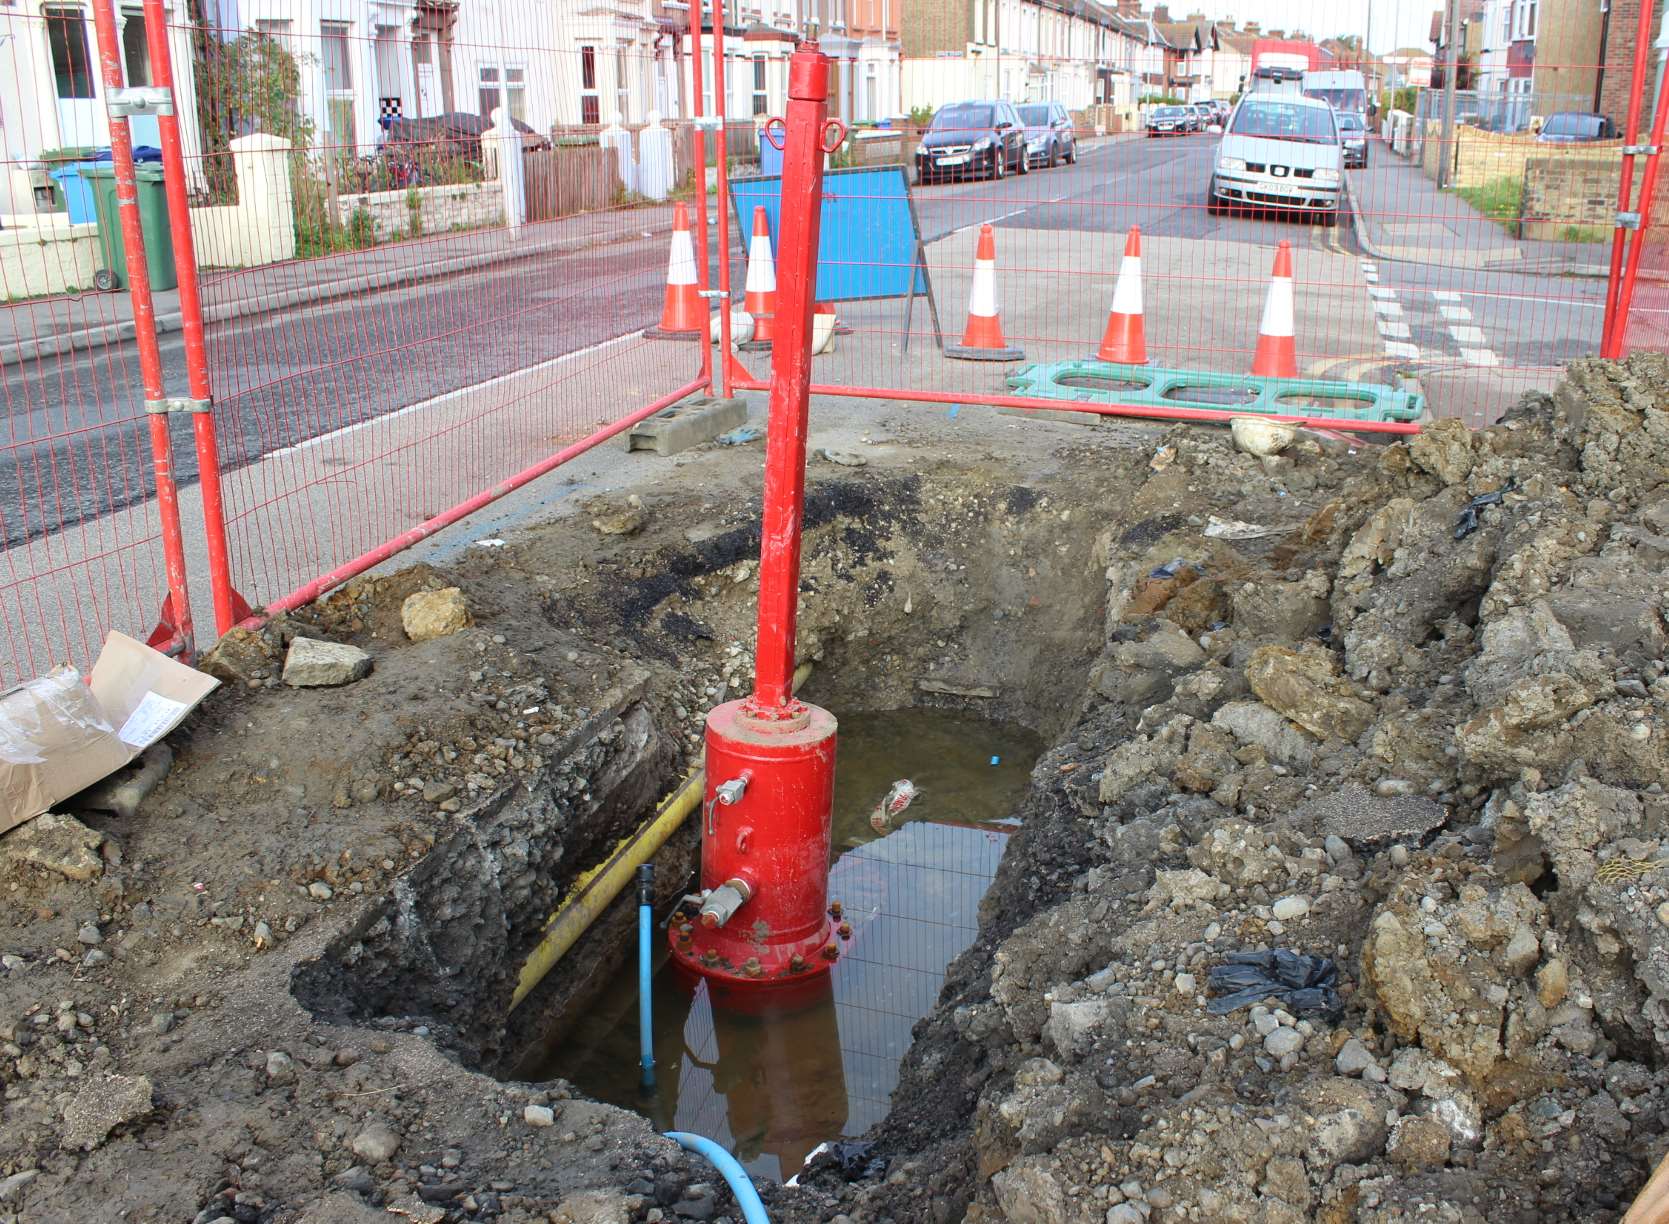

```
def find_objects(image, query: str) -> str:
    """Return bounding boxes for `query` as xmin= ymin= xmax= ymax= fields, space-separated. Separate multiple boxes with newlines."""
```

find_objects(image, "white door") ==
xmin=414 ymin=33 xmax=440 ymax=117
xmin=46 ymin=6 xmax=101 ymax=148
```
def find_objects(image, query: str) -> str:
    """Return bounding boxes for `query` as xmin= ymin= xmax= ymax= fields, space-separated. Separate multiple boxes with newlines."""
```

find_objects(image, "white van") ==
xmin=1208 ymin=92 xmax=1343 ymax=223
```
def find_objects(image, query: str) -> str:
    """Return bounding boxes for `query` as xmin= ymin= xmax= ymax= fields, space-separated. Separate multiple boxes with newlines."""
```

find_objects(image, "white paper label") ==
xmin=117 ymin=691 xmax=189 ymax=748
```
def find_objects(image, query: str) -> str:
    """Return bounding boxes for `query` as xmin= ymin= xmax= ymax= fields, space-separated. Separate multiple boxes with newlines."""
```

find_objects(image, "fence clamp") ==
xmin=691 ymin=115 xmax=724 ymax=132
xmin=1616 ymin=210 xmax=1643 ymax=231
xmin=145 ymin=396 xmax=212 ymax=415
xmin=1623 ymin=144 xmax=1659 ymax=156
xmin=107 ymin=86 xmax=174 ymax=118
xmin=698 ymin=289 xmax=728 ymax=300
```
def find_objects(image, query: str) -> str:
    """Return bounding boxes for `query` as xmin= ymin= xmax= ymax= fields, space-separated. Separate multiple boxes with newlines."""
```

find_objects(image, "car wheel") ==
xmin=992 ymin=149 xmax=1004 ymax=180
xmin=1018 ymin=146 xmax=1030 ymax=174
xmin=1048 ymin=141 xmax=1059 ymax=168
xmin=1206 ymin=178 xmax=1223 ymax=215
xmin=1066 ymin=141 xmax=1077 ymax=164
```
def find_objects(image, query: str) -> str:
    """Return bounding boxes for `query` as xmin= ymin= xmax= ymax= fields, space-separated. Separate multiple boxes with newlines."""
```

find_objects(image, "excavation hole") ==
xmin=515 ymin=707 xmax=1043 ymax=1182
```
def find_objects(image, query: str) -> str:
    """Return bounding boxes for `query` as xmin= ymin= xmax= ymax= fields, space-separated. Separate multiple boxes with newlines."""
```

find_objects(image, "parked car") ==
xmin=1147 ymin=105 xmax=1192 ymax=136
xmin=1536 ymin=112 xmax=1619 ymax=143
xmin=1209 ymin=100 xmax=1232 ymax=127
xmin=915 ymin=100 xmax=1029 ymax=183
xmin=1208 ymin=92 xmax=1343 ymax=224
xmin=1336 ymin=110 xmax=1368 ymax=167
xmin=1191 ymin=102 xmax=1216 ymax=131
xmin=1018 ymin=101 xmax=1078 ymax=168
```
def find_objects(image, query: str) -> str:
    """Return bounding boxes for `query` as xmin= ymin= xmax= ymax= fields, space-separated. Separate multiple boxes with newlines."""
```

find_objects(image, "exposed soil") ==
xmin=2 ymin=354 xmax=1667 ymax=1224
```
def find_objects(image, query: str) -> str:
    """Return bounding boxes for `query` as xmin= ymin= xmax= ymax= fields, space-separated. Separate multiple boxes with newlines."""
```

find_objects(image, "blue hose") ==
xmin=665 ymin=1131 xmax=770 ymax=1224
xmin=637 ymin=864 xmax=655 ymax=1092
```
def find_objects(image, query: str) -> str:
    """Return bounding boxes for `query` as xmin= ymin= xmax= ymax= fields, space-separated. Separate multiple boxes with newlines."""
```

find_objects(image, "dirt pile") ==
xmin=786 ymin=354 xmax=1669 ymax=1223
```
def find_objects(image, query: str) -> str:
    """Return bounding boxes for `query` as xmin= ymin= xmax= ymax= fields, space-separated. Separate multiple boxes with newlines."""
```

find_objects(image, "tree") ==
xmin=190 ymin=14 xmax=313 ymax=200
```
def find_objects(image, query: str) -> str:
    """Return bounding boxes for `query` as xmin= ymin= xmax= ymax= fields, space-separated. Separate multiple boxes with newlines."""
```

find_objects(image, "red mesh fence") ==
xmin=2 ymin=0 xmax=1663 ymax=684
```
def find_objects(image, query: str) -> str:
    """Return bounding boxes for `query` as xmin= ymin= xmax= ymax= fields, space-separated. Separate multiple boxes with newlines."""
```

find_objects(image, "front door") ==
xmin=45 ymin=6 xmax=101 ymax=148
xmin=414 ymin=32 xmax=440 ymax=117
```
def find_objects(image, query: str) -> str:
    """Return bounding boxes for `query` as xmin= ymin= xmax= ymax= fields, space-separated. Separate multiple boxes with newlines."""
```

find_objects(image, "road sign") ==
xmin=729 ymin=165 xmax=943 ymax=351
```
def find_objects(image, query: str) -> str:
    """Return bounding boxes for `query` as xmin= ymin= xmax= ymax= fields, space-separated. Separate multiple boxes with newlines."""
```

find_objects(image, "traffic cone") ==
xmin=1097 ymin=226 xmax=1148 ymax=365
xmin=643 ymin=201 xmax=706 ymax=340
xmin=945 ymin=224 xmax=1024 ymax=362
xmin=739 ymin=207 xmax=777 ymax=352
xmin=1251 ymin=240 xmax=1298 ymax=378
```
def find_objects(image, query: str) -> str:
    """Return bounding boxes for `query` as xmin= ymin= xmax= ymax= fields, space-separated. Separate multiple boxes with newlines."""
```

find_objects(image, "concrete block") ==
xmin=625 ymin=397 xmax=748 ymax=456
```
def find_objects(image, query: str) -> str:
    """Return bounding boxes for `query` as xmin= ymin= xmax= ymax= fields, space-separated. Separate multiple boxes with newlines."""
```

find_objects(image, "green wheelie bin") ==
xmin=81 ymin=163 xmax=177 ymax=292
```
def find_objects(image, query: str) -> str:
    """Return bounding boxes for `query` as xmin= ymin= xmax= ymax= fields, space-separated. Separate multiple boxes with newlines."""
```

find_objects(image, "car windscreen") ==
xmin=1541 ymin=113 xmax=1599 ymax=138
xmin=1017 ymin=105 xmax=1050 ymax=125
xmin=1154 ymin=107 xmax=1184 ymax=117
xmin=1336 ymin=113 xmax=1364 ymax=132
xmin=1231 ymin=100 xmax=1337 ymax=143
xmin=1303 ymin=88 xmax=1366 ymax=114
xmin=932 ymin=105 xmax=993 ymax=131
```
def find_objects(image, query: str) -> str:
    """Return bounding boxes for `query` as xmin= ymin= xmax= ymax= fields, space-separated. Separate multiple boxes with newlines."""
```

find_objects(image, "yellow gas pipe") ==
xmin=509 ymin=662 xmax=813 ymax=1010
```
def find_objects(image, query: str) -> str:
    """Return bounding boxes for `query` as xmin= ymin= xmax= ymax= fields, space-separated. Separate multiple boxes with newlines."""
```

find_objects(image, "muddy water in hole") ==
xmin=531 ymin=709 xmax=1043 ymax=1184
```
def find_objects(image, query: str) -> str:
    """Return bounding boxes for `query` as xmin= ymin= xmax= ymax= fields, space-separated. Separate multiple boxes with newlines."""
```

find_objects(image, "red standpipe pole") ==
xmin=89 ymin=0 xmax=195 ymax=658
xmin=1602 ymin=0 xmax=1661 ymax=355
xmin=710 ymin=0 xmax=735 ymax=395
xmin=749 ymin=43 xmax=828 ymax=712
xmin=690 ymin=11 xmax=714 ymax=392
xmin=141 ymin=0 xmax=247 ymax=635
xmin=668 ymin=38 xmax=841 ymax=990
xmin=1607 ymin=59 xmax=1669 ymax=357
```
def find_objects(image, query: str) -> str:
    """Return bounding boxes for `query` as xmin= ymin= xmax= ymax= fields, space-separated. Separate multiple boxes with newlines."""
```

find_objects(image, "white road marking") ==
xmin=1363 ymin=272 xmax=1379 ymax=283
xmin=1384 ymin=341 xmax=1421 ymax=359
xmin=1373 ymin=300 xmax=1404 ymax=317
xmin=1368 ymin=287 xmax=1396 ymax=299
xmin=1449 ymin=325 xmax=1487 ymax=344
xmin=1439 ymin=305 xmax=1473 ymax=321
xmin=1376 ymin=320 xmax=1411 ymax=339
xmin=1432 ymin=291 xmax=1461 ymax=302
xmin=1360 ymin=262 xmax=1378 ymax=274
xmin=1460 ymin=348 xmax=1500 ymax=367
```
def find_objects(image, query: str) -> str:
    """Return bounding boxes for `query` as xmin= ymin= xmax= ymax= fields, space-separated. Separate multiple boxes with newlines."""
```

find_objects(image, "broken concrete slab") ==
xmin=624 ymin=396 xmax=747 ymax=457
xmin=282 ymin=638 xmax=374 ymax=687
xmin=61 ymin=1074 xmax=154 ymax=1151
xmin=1 ymin=811 xmax=106 ymax=880
xmin=402 ymin=588 xmax=472 ymax=642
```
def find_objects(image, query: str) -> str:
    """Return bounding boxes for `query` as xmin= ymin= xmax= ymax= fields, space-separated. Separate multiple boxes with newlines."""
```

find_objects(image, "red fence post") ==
xmin=88 ymin=0 xmax=195 ymax=658
xmin=710 ymin=0 xmax=736 ymax=396
xmin=1602 ymin=0 xmax=1663 ymax=357
xmin=669 ymin=37 xmax=843 ymax=990
xmin=690 ymin=12 xmax=715 ymax=394
xmin=1607 ymin=61 xmax=1669 ymax=358
xmin=140 ymin=0 xmax=250 ymax=634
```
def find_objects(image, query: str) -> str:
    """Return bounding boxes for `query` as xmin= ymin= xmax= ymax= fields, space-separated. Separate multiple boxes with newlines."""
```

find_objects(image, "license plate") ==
xmin=937 ymin=154 xmax=968 ymax=166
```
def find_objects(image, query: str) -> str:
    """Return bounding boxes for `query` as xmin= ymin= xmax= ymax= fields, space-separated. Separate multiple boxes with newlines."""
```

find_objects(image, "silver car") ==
xmin=1208 ymin=93 xmax=1343 ymax=223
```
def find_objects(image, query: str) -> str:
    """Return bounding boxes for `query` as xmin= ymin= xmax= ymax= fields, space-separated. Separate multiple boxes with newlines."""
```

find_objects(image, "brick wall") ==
xmin=1598 ymin=0 xmax=1657 ymax=130
xmin=1419 ymin=122 xmax=1625 ymax=191
xmin=1520 ymin=153 xmax=1642 ymax=238
xmin=901 ymin=0 xmax=967 ymax=58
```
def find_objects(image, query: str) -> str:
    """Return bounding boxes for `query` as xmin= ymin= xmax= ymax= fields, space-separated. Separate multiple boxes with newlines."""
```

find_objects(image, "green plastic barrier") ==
xmin=1005 ymin=360 xmax=1424 ymax=424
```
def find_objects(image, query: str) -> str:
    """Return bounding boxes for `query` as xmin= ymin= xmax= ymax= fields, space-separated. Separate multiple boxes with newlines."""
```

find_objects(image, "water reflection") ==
xmin=542 ymin=710 xmax=1041 ymax=1183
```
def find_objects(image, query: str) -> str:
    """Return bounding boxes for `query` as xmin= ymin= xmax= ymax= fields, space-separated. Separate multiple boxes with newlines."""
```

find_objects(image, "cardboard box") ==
xmin=0 ymin=633 xmax=219 ymax=836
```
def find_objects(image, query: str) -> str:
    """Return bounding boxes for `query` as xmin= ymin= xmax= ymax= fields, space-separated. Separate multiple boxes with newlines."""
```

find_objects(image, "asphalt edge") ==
xmin=1 ymin=218 xmax=679 ymax=370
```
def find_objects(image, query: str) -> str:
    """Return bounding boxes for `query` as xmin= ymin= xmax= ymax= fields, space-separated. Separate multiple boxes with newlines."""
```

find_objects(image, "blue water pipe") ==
xmin=665 ymin=1131 xmax=771 ymax=1224
xmin=637 ymin=863 xmax=655 ymax=1092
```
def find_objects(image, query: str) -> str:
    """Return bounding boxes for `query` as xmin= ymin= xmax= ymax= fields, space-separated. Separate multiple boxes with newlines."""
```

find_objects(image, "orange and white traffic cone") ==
xmin=739 ymin=206 xmax=777 ymax=352
xmin=1251 ymin=240 xmax=1298 ymax=378
xmin=643 ymin=201 xmax=706 ymax=340
xmin=1097 ymin=226 xmax=1148 ymax=365
xmin=945 ymin=223 xmax=1024 ymax=362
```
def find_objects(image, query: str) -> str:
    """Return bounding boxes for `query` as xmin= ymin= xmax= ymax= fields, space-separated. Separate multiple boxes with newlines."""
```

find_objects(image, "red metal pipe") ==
xmin=749 ymin=40 xmax=831 ymax=712
xmin=89 ymin=0 xmax=194 ymax=657
xmin=140 ymin=0 xmax=243 ymax=634
xmin=1602 ymin=0 xmax=1662 ymax=356
xmin=1608 ymin=58 xmax=1669 ymax=358
xmin=689 ymin=13 xmax=714 ymax=393
xmin=729 ymin=378 xmax=1425 ymax=435
xmin=238 ymin=375 xmax=707 ymax=626
xmin=710 ymin=0 xmax=735 ymax=395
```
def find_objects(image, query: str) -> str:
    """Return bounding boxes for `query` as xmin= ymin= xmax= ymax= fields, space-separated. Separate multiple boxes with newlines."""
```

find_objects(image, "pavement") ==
xmin=1346 ymin=152 xmax=1610 ymax=276
xmin=0 ymin=202 xmax=680 ymax=369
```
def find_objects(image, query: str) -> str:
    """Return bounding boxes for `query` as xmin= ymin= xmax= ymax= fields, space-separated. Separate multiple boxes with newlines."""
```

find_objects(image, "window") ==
xmin=579 ymin=44 xmax=599 ymax=124
xmin=321 ymin=21 xmax=356 ymax=148
xmin=45 ymin=7 xmax=94 ymax=100
xmin=374 ymin=24 xmax=403 ymax=105
xmin=480 ymin=64 xmax=528 ymax=123
xmin=752 ymin=54 xmax=768 ymax=116
xmin=255 ymin=17 xmax=292 ymax=44
xmin=121 ymin=10 xmax=150 ymax=86
xmin=616 ymin=46 xmax=629 ymax=122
